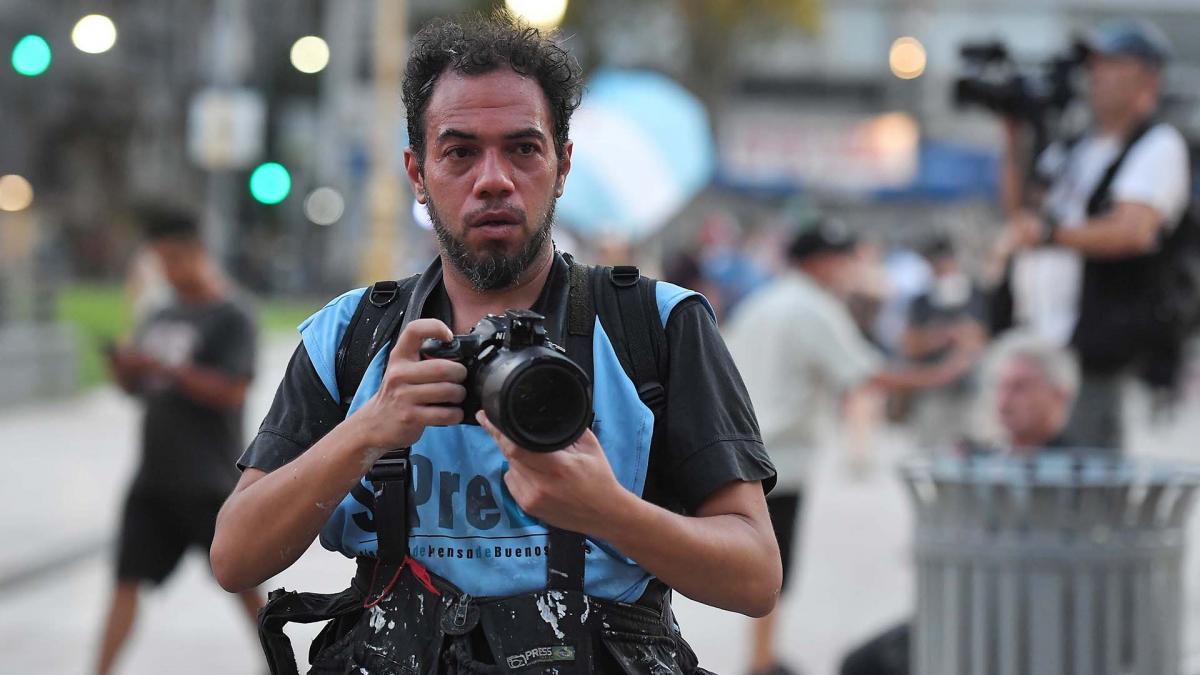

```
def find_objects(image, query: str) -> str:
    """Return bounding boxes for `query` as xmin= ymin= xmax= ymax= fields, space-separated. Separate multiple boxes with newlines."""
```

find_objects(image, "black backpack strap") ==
xmin=591 ymin=265 xmax=668 ymax=417
xmin=544 ymin=259 xmax=595 ymax=592
xmin=334 ymin=276 xmax=420 ymax=567
xmin=367 ymin=451 xmax=412 ymax=566
xmin=334 ymin=276 xmax=420 ymax=416
xmin=1085 ymin=118 xmax=1158 ymax=217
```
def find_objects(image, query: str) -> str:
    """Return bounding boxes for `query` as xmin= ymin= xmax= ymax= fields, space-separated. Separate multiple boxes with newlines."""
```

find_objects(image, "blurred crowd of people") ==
xmin=650 ymin=18 xmax=1198 ymax=675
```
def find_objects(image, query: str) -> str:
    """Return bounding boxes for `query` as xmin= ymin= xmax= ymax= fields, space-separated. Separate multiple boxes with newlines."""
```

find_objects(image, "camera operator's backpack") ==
xmin=1074 ymin=119 xmax=1200 ymax=389
xmin=332 ymin=258 xmax=669 ymax=445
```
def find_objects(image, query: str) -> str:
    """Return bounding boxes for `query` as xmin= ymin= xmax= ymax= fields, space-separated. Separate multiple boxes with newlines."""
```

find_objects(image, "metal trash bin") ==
xmin=901 ymin=453 xmax=1200 ymax=675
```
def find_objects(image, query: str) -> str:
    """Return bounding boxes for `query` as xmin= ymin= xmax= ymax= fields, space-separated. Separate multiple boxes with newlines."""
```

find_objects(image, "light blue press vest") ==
xmin=299 ymin=281 xmax=707 ymax=602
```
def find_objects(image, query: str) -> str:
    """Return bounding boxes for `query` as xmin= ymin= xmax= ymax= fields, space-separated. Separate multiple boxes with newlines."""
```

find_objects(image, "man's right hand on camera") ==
xmin=349 ymin=318 xmax=468 ymax=455
xmin=212 ymin=320 xmax=468 ymax=593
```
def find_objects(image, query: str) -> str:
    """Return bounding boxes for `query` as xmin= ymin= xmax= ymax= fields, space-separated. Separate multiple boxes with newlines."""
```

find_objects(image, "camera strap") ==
xmin=543 ymin=260 xmax=596 ymax=592
xmin=1085 ymin=117 xmax=1158 ymax=218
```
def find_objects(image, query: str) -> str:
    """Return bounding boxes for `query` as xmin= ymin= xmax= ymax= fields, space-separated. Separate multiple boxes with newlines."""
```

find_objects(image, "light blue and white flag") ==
xmin=558 ymin=68 xmax=715 ymax=241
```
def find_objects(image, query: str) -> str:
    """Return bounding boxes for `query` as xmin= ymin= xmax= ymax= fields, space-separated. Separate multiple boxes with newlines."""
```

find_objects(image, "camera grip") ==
xmin=419 ymin=337 xmax=462 ymax=361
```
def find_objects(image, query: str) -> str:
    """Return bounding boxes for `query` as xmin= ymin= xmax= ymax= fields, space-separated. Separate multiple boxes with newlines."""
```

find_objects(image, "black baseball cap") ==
xmin=787 ymin=217 xmax=857 ymax=261
xmin=1081 ymin=18 xmax=1173 ymax=69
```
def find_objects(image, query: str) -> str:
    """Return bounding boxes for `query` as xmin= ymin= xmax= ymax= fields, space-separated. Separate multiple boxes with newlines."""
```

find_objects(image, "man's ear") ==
xmin=404 ymin=147 xmax=427 ymax=203
xmin=555 ymin=140 xmax=573 ymax=198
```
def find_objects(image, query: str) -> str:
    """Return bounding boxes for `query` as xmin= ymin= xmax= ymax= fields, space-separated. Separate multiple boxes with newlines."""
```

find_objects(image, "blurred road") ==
xmin=1 ymin=337 xmax=1199 ymax=674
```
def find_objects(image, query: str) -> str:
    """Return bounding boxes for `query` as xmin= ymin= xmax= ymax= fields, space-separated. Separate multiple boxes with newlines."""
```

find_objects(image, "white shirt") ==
xmin=724 ymin=272 xmax=883 ymax=487
xmin=1013 ymin=123 xmax=1191 ymax=346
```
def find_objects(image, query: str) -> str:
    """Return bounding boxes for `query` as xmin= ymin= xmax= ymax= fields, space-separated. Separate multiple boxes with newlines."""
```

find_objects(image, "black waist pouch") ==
xmin=258 ymin=584 xmax=364 ymax=675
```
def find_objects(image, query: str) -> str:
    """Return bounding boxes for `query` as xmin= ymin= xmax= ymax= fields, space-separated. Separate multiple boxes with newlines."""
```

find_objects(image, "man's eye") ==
xmin=515 ymin=143 xmax=536 ymax=156
xmin=447 ymin=147 xmax=473 ymax=159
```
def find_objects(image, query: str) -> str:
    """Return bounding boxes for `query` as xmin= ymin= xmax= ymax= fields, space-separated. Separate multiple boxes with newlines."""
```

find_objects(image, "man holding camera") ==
xmin=995 ymin=18 xmax=1191 ymax=450
xmin=211 ymin=12 xmax=779 ymax=674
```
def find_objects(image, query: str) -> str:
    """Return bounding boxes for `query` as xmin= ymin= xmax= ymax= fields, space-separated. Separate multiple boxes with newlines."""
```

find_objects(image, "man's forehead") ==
xmin=1001 ymin=356 xmax=1048 ymax=382
xmin=425 ymin=69 xmax=551 ymax=135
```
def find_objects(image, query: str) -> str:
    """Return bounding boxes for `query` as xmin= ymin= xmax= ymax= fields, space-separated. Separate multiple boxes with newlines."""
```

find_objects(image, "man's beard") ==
xmin=427 ymin=194 xmax=555 ymax=291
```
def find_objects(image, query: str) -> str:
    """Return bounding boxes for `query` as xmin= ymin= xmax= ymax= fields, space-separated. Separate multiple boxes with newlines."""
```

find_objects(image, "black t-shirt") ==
xmin=134 ymin=297 xmax=256 ymax=497
xmin=239 ymin=257 xmax=775 ymax=515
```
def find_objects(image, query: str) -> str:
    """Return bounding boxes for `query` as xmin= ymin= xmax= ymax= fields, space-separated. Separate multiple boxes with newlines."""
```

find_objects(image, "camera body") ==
xmin=419 ymin=309 xmax=593 ymax=453
xmin=954 ymin=39 xmax=1085 ymax=125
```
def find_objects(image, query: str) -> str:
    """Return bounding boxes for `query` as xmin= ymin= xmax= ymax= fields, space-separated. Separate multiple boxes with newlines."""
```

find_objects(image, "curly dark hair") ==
xmin=403 ymin=11 xmax=583 ymax=168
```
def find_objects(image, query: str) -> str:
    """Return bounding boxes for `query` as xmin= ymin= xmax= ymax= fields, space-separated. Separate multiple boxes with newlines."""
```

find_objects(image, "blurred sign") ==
xmin=719 ymin=108 xmax=919 ymax=194
xmin=187 ymin=87 xmax=265 ymax=170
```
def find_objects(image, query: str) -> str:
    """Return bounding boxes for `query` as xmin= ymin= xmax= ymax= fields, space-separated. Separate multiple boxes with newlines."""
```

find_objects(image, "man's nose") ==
xmin=473 ymin=148 xmax=515 ymax=200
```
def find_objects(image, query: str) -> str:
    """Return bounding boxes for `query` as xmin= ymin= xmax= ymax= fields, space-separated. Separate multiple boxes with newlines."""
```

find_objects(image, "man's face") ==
xmin=1087 ymin=55 xmax=1155 ymax=122
xmin=405 ymin=69 xmax=571 ymax=290
xmin=995 ymin=356 xmax=1065 ymax=444
xmin=150 ymin=239 xmax=204 ymax=295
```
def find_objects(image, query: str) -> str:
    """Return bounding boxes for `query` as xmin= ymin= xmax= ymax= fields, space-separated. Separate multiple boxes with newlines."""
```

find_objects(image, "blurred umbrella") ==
xmin=558 ymin=68 xmax=715 ymax=241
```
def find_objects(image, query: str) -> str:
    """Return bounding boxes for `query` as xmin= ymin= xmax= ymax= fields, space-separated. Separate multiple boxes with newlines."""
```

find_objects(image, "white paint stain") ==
xmin=368 ymin=605 xmax=387 ymax=633
xmin=548 ymin=591 xmax=567 ymax=617
xmin=580 ymin=597 xmax=590 ymax=624
xmin=536 ymin=594 xmax=566 ymax=639
xmin=418 ymin=593 xmax=425 ymax=616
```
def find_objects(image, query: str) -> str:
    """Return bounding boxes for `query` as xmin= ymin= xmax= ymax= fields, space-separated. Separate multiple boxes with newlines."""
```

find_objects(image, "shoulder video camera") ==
xmin=419 ymin=309 xmax=592 ymax=453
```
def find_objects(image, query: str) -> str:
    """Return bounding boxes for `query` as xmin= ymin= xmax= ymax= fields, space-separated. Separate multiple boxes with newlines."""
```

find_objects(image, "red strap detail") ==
xmin=404 ymin=555 xmax=441 ymax=596
xmin=361 ymin=556 xmax=441 ymax=608
xmin=362 ymin=558 xmax=404 ymax=609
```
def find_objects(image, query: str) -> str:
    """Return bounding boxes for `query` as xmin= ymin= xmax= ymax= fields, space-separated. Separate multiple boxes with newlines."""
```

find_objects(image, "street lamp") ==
xmin=290 ymin=35 xmax=330 ymax=74
xmin=71 ymin=14 xmax=118 ymax=54
xmin=304 ymin=187 xmax=344 ymax=225
xmin=0 ymin=174 xmax=34 ymax=212
xmin=890 ymin=36 xmax=927 ymax=80
xmin=504 ymin=0 xmax=568 ymax=30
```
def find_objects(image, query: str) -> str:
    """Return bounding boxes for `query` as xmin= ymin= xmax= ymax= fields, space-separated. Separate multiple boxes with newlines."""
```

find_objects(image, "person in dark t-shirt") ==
xmin=902 ymin=235 xmax=988 ymax=450
xmin=211 ymin=14 xmax=779 ymax=673
xmin=93 ymin=206 xmax=262 ymax=675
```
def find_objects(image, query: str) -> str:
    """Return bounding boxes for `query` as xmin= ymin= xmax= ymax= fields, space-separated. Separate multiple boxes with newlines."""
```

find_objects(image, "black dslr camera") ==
xmin=419 ymin=309 xmax=592 ymax=453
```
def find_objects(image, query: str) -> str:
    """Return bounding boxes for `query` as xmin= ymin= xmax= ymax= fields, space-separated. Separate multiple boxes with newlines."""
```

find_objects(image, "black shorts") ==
xmin=115 ymin=487 xmax=225 ymax=585
xmin=767 ymin=490 xmax=803 ymax=591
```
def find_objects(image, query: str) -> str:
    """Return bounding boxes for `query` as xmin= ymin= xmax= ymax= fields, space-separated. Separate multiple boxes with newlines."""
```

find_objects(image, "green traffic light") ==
xmin=12 ymin=34 xmax=51 ymax=76
xmin=249 ymin=162 xmax=291 ymax=204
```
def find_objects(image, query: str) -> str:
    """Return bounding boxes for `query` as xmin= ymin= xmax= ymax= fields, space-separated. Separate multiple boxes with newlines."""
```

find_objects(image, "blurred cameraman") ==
xmin=993 ymin=18 xmax=1189 ymax=451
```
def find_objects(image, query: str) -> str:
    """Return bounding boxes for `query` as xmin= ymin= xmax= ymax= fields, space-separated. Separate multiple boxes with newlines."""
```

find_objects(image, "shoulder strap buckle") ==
xmin=366 ymin=448 xmax=411 ymax=482
xmin=637 ymin=381 xmax=666 ymax=416
xmin=610 ymin=265 xmax=640 ymax=288
xmin=368 ymin=280 xmax=400 ymax=307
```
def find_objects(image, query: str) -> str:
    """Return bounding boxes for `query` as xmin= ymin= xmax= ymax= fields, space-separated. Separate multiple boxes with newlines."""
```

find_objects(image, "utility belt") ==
xmin=257 ymin=450 xmax=712 ymax=674
xmin=259 ymin=556 xmax=707 ymax=674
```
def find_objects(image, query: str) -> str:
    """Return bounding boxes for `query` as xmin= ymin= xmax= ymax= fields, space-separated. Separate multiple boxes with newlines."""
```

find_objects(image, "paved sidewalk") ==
xmin=1 ymin=337 xmax=1198 ymax=674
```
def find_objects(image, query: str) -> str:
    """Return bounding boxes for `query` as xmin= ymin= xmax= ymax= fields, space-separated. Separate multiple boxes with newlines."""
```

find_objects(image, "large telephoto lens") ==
xmin=478 ymin=349 xmax=592 ymax=452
